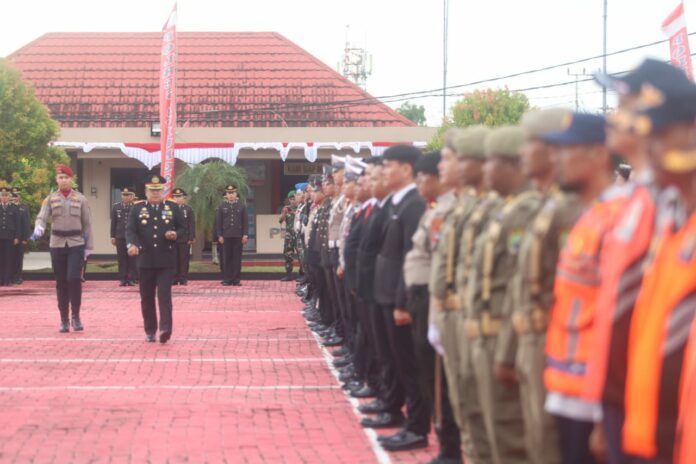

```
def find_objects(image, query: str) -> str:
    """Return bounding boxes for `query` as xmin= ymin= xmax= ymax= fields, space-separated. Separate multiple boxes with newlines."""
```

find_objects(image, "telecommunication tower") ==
xmin=340 ymin=26 xmax=372 ymax=90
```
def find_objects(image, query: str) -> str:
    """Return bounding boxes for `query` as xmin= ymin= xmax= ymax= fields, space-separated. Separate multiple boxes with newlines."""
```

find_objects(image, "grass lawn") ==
xmin=30 ymin=261 xmax=286 ymax=274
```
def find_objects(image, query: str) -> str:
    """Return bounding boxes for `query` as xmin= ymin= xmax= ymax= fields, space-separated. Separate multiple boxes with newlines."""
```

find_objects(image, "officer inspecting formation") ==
xmin=288 ymin=58 xmax=696 ymax=464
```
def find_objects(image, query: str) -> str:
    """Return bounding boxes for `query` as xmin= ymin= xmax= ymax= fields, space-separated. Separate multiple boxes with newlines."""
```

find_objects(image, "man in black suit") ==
xmin=216 ymin=185 xmax=249 ymax=286
xmin=172 ymin=188 xmax=195 ymax=285
xmin=126 ymin=174 xmax=185 ymax=343
xmin=10 ymin=188 xmax=31 ymax=285
xmin=374 ymin=144 xmax=430 ymax=451
xmin=111 ymin=187 xmax=139 ymax=286
xmin=355 ymin=158 xmax=407 ymax=430
xmin=0 ymin=185 xmax=20 ymax=286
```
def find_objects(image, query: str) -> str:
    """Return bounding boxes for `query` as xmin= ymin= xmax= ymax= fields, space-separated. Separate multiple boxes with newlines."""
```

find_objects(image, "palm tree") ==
xmin=174 ymin=160 xmax=249 ymax=260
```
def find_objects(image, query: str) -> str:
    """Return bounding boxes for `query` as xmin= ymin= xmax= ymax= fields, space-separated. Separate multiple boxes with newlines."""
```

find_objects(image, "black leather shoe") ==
xmin=127 ymin=281 xmax=137 ymax=286
xmin=342 ymin=380 xmax=363 ymax=391
xmin=322 ymin=337 xmax=343 ymax=347
xmin=358 ymin=400 xmax=388 ymax=414
xmin=380 ymin=430 xmax=428 ymax=451
xmin=332 ymin=347 xmax=349 ymax=357
xmin=338 ymin=368 xmax=355 ymax=382
xmin=159 ymin=331 xmax=171 ymax=343
xmin=180 ymin=280 xmax=188 ymax=286
xmin=351 ymin=386 xmax=377 ymax=398
xmin=59 ymin=322 xmax=70 ymax=333
xmin=221 ymin=281 xmax=232 ymax=286
xmin=146 ymin=333 xmax=156 ymax=343
xmin=71 ymin=317 xmax=84 ymax=331
xmin=360 ymin=412 xmax=405 ymax=429
xmin=172 ymin=280 xmax=180 ymax=286
xmin=333 ymin=356 xmax=352 ymax=368
xmin=119 ymin=281 xmax=128 ymax=287
xmin=232 ymin=282 xmax=242 ymax=286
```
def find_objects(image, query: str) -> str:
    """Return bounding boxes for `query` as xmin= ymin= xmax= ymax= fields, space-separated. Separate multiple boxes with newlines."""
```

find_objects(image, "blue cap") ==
xmin=594 ymin=58 xmax=668 ymax=96
xmin=294 ymin=182 xmax=308 ymax=192
xmin=543 ymin=113 xmax=606 ymax=145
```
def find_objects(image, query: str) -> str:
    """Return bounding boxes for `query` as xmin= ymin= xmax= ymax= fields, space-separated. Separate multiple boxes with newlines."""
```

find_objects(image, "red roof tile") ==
xmin=8 ymin=32 xmax=413 ymax=128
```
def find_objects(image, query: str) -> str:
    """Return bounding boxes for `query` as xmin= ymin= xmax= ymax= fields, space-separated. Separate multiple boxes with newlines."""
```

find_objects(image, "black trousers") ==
xmin=409 ymin=285 xmax=461 ymax=457
xmin=116 ymin=238 xmax=138 ymax=283
xmin=12 ymin=241 xmax=24 ymax=282
xmin=222 ymin=237 xmax=242 ymax=283
xmin=0 ymin=239 xmax=14 ymax=286
xmin=139 ymin=267 xmax=174 ymax=336
xmin=216 ymin=243 xmax=224 ymax=273
xmin=322 ymin=263 xmax=342 ymax=335
xmin=370 ymin=302 xmax=404 ymax=415
xmin=381 ymin=303 xmax=432 ymax=436
xmin=50 ymin=244 xmax=85 ymax=320
xmin=554 ymin=415 xmax=596 ymax=464
xmin=312 ymin=263 xmax=333 ymax=326
xmin=175 ymin=242 xmax=191 ymax=282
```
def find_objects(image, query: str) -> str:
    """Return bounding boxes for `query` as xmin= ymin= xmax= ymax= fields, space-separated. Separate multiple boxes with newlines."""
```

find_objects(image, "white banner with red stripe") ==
xmin=52 ymin=141 xmax=427 ymax=169
xmin=662 ymin=2 xmax=694 ymax=79
xmin=159 ymin=3 xmax=178 ymax=196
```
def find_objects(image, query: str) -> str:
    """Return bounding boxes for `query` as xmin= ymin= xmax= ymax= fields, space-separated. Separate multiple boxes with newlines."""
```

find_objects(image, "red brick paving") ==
xmin=0 ymin=281 xmax=440 ymax=463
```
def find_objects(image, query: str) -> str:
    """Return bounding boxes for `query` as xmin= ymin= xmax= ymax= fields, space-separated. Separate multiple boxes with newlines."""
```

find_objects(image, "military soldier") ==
xmin=279 ymin=190 xmax=297 ymax=281
xmin=215 ymin=184 xmax=249 ymax=286
xmin=293 ymin=183 xmax=309 ymax=283
xmin=0 ymin=185 xmax=20 ymax=286
xmin=430 ymin=127 xmax=495 ymax=463
xmin=10 ymin=187 xmax=30 ymax=285
xmin=466 ymin=126 xmax=539 ymax=463
xmin=33 ymin=164 xmax=94 ymax=332
xmin=172 ymin=188 xmax=195 ymax=285
xmin=126 ymin=174 xmax=185 ymax=343
xmin=500 ymin=108 xmax=580 ymax=464
xmin=111 ymin=187 xmax=139 ymax=286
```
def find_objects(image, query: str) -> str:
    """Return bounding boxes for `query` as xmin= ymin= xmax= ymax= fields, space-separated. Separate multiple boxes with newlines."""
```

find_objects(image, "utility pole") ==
xmin=568 ymin=68 xmax=589 ymax=111
xmin=443 ymin=0 xmax=449 ymax=121
xmin=602 ymin=0 xmax=608 ymax=114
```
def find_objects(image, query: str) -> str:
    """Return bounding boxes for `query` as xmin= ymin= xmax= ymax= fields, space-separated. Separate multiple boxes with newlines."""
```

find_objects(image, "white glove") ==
xmin=30 ymin=224 xmax=45 ymax=241
xmin=84 ymin=249 xmax=92 ymax=259
xmin=428 ymin=322 xmax=445 ymax=356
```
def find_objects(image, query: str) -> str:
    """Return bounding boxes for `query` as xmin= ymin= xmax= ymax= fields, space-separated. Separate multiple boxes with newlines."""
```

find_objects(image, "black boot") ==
xmin=71 ymin=312 xmax=84 ymax=331
xmin=280 ymin=272 xmax=294 ymax=282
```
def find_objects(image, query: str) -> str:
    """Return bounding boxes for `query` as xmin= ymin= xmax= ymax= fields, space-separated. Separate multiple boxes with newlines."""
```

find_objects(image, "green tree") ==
xmin=0 ymin=59 xmax=69 ymax=216
xmin=428 ymin=88 xmax=531 ymax=148
xmin=396 ymin=101 xmax=427 ymax=126
xmin=174 ymin=160 xmax=249 ymax=259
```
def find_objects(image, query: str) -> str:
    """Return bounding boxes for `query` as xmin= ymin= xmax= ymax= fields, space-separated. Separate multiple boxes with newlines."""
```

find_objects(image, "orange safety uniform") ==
xmin=676 ymin=318 xmax=696 ymax=464
xmin=545 ymin=194 xmax=625 ymax=398
xmin=623 ymin=213 xmax=696 ymax=461
xmin=584 ymin=184 xmax=658 ymax=405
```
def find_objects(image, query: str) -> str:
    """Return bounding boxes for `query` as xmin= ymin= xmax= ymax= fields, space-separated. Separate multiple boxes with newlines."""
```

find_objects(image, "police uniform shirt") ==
xmin=35 ymin=190 xmax=94 ymax=249
xmin=126 ymin=201 xmax=185 ymax=269
xmin=177 ymin=203 xmax=196 ymax=243
xmin=0 ymin=202 xmax=20 ymax=240
xmin=215 ymin=200 xmax=248 ymax=239
xmin=111 ymin=201 xmax=136 ymax=240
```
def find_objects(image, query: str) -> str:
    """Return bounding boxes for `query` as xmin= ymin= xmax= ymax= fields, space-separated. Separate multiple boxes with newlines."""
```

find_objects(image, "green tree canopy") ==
xmin=428 ymin=88 xmax=531 ymax=149
xmin=396 ymin=101 xmax=427 ymax=126
xmin=174 ymin=160 xmax=249 ymax=243
xmin=0 ymin=59 xmax=69 ymax=215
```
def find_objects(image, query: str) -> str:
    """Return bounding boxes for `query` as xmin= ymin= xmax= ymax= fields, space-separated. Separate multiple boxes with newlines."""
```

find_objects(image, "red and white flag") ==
xmin=159 ymin=3 xmax=178 ymax=197
xmin=662 ymin=1 xmax=693 ymax=79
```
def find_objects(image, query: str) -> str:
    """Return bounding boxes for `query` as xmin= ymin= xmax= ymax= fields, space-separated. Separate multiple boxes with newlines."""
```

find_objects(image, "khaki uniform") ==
xmin=36 ymin=190 xmax=94 ymax=250
xmin=501 ymin=190 xmax=582 ymax=464
xmin=430 ymin=190 xmax=496 ymax=464
xmin=466 ymin=185 xmax=541 ymax=464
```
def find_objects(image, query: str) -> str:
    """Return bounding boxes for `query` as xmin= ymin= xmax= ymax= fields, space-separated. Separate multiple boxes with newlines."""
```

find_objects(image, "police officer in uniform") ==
xmin=10 ymin=187 xmax=31 ymax=285
xmin=111 ymin=187 xmax=138 ymax=286
xmin=0 ymin=185 xmax=20 ymax=286
xmin=126 ymin=174 xmax=185 ymax=343
xmin=172 ymin=188 xmax=195 ymax=285
xmin=33 ymin=164 xmax=94 ymax=332
xmin=216 ymin=185 xmax=249 ymax=286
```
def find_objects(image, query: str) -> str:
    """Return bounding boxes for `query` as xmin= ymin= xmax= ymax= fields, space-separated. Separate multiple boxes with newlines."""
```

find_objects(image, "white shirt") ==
xmin=391 ymin=183 xmax=417 ymax=206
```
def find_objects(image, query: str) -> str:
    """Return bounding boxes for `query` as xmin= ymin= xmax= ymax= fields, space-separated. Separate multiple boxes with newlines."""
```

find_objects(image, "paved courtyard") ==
xmin=0 ymin=281 xmax=438 ymax=463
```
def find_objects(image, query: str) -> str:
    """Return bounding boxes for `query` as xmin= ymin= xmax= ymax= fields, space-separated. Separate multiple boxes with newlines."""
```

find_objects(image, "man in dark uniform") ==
xmin=216 ymin=185 xmax=249 ymax=286
xmin=0 ymin=185 xmax=20 ymax=286
xmin=126 ymin=174 xmax=185 ymax=343
xmin=172 ymin=188 xmax=195 ymax=285
xmin=10 ymin=187 xmax=31 ymax=285
xmin=111 ymin=187 xmax=138 ymax=286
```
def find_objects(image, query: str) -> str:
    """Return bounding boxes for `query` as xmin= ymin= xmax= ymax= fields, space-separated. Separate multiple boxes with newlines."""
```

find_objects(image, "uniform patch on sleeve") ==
xmin=507 ymin=229 xmax=524 ymax=254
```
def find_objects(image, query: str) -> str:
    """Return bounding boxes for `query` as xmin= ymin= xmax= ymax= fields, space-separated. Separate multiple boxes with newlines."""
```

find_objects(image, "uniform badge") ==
xmin=679 ymin=233 xmax=696 ymax=263
xmin=141 ymin=219 xmax=147 ymax=224
xmin=507 ymin=229 xmax=524 ymax=254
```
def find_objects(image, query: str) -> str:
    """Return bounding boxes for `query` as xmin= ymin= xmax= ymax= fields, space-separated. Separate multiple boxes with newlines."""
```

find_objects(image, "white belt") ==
xmin=329 ymin=240 xmax=335 ymax=247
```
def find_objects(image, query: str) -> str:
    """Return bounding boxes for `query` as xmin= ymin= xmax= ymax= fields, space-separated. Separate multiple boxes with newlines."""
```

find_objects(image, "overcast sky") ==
xmin=1 ymin=0 xmax=691 ymax=126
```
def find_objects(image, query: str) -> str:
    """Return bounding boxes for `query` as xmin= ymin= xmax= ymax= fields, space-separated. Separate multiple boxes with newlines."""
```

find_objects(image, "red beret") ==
xmin=56 ymin=164 xmax=74 ymax=177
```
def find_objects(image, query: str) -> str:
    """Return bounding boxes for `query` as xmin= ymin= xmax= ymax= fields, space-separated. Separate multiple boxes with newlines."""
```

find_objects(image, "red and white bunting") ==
xmin=159 ymin=3 xmax=178 ymax=196
xmin=662 ymin=2 xmax=694 ymax=79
